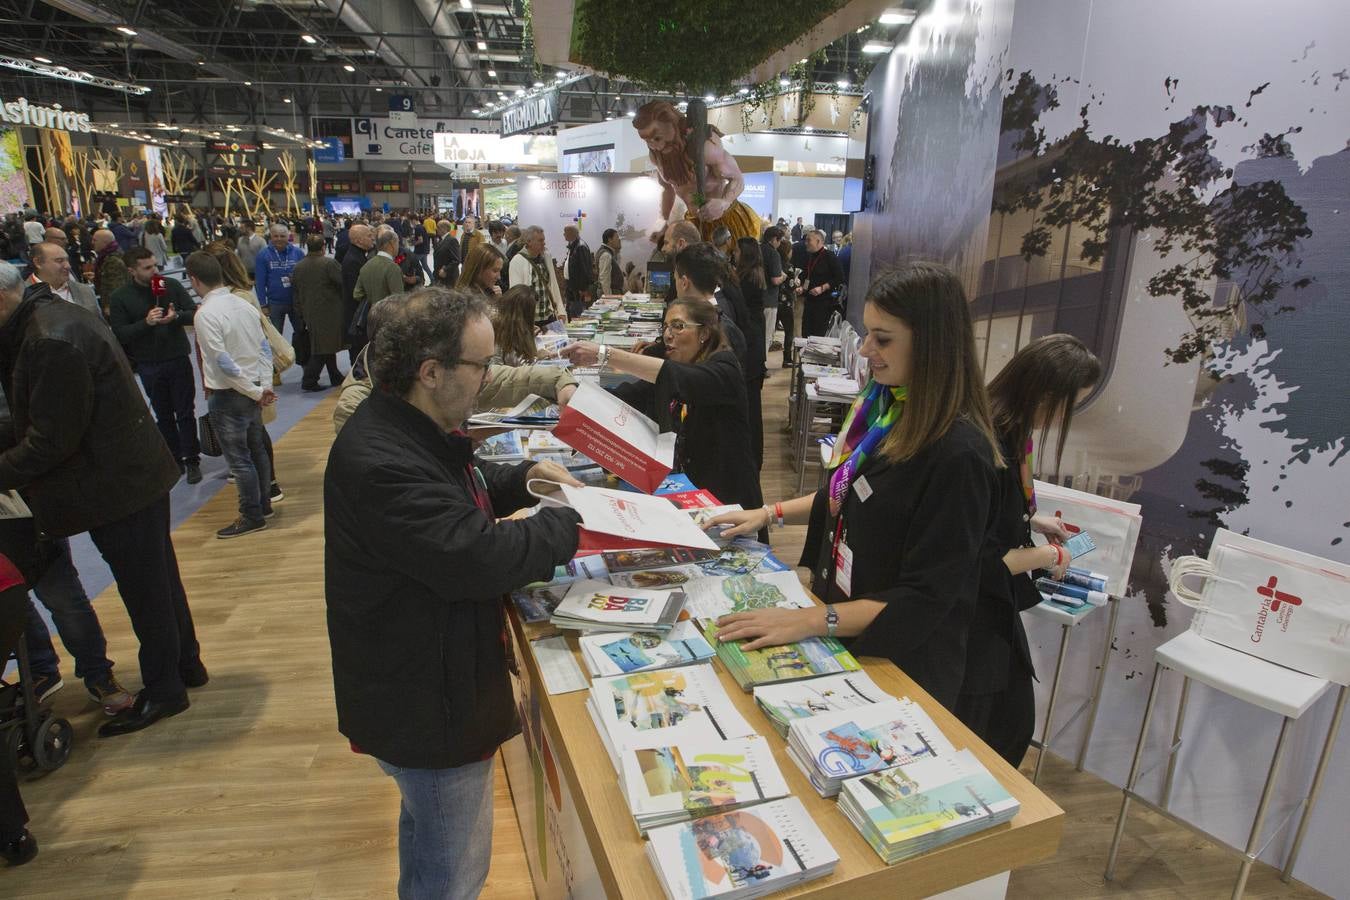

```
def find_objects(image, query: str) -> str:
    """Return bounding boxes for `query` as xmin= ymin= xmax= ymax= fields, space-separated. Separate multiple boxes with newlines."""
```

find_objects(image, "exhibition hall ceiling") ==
xmin=0 ymin=0 xmax=897 ymax=128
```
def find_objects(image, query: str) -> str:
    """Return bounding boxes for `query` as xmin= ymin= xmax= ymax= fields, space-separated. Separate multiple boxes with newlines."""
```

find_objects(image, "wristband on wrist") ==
xmin=1051 ymin=544 xmax=1066 ymax=569
xmin=774 ymin=501 xmax=785 ymax=527
xmin=596 ymin=344 xmax=610 ymax=370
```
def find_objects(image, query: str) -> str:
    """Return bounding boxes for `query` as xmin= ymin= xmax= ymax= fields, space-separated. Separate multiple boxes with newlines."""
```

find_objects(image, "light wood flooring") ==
xmin=3 ymin=365 xmax=1326 ymax=898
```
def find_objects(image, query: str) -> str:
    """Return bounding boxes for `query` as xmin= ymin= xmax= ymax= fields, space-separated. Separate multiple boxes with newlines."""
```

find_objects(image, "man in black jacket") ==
xmin=796 ymin=229 xmax=845 ymax=338
xmin=432 ymin=219 xmax=460 ymax=287
xmin=0 ymin=263 xmax=203 ymax=738
xmin=560 ymin=224 xmax=594 ymax=318
xmin=341 ymin=222 xmax=374 ymax=363
xmin=324 ymin=286 xmax=581 ymax=899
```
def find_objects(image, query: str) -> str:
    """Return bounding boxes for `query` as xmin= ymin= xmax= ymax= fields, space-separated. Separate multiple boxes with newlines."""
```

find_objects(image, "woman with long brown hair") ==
xmin=561 ymin=296 xmax=762 ymax=519
xmin=709 ymin=261 xmax=1005 ymax=710
xmin=955 ymin=334 xmax=1101 ymax=764
xmin=492 ymin=285 xmax=539 ymax=366
xmin=455 ymin=242 xmax=504 ymax=298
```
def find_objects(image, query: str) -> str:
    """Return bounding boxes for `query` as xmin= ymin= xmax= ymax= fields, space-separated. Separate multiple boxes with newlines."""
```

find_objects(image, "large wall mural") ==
xmin=857 ymin=1 xmax=1348 ymax=893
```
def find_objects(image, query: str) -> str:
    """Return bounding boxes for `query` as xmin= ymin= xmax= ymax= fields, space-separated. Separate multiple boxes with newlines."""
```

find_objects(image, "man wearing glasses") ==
xmin=324 ymin=286 xmax=582 ymax=900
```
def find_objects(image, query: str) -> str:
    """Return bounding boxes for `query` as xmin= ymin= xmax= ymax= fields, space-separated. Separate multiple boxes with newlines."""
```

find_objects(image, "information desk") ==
xmin=502 ymin=601 xmax=1065 ymax=899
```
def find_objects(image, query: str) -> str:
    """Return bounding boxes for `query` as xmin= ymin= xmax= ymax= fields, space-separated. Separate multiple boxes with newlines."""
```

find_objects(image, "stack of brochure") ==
xmin=785 ymin=698 xmax=956 ymax=797
xmin=467 ymin=393 xmax=560 ymax=429
xmin=680 ymin=571 xmax=815 ymax=621
xmin=815 ymin=376 xmax=860 ymax=402
xmin=578 ymin=621 xmax=715 ymax=677
xmin=618 ymin=735 xmax=791 ymax=834
xmin=837 ymin=749 xmax=1020 ymax=864
xmin=549 ymin=578 xmax=687 ymax=633
xmin=586 ymin=664 xmax=756 ymax=770
xmin=645 ymin=797 xmax=839 ymax=899
xmin=699 ymin=620 xmax=862 ymax=692
xmin=752 ymin=671 xmax=889 ymax=737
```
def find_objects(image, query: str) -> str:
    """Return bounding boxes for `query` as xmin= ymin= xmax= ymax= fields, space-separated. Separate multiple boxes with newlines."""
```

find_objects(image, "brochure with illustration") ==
xmin=475 ymin=429 xmax=527 ymax=462
xmin=533 ymin=483 xmax=720 ymax=553
xmin=681 ymin=571 xmax=815 ymax=621
xmin=645 ymin=797 xmax=839 ymax=900
xmin=786 ymin=698 xmax=956 ymax=797
xmin=587 ymin=664 xmax=755 ymax=770
xmin=753 ymin=671 xmax=890 ymax=737
xmin=579 ymin=621 xmax=716 ymax=677
xmin=467 ymin=393 xmax=560 ymax=429
xmin=837 ymin=749 xmax=1019 ymax=865
xmin=700 ymin=621 xmax=862 ymax=692
xmin=619 ymin=735 xmax=791 ymax=834
xmin=550 ymin=578 xmax=686 ymax=633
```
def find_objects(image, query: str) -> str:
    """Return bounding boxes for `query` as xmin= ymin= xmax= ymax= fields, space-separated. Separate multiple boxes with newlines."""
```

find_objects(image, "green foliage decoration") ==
xmin=566 ymin=0 xmax=848 ymax=94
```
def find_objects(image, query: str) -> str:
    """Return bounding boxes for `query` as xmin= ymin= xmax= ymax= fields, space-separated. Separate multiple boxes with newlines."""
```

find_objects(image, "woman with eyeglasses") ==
xmin=560 ymin=297 xmax=763 ymax=524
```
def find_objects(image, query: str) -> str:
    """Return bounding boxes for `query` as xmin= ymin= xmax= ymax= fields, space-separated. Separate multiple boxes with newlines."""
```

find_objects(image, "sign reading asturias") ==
xmin=0 ymin=96 xmax=92 ymax=133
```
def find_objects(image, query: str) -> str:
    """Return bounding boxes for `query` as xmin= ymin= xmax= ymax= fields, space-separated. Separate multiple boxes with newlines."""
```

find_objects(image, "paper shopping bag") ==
xmin=553 ymin=383 xmax=675 ymax=493
xmin=1170 ymin=529 xmax=1350 ymax=684
xmin=1032 ymin=481 xmax=1143 ymax=594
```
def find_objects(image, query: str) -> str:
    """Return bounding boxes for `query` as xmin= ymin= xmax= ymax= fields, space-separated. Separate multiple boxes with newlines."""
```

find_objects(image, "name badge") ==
xmin=281 ymin=275 xmax=292 ymax=289
xmin=853 ymin=475 xmax=873 ymax=503
xmin=833 ymin=540 xmax=854 ymax=596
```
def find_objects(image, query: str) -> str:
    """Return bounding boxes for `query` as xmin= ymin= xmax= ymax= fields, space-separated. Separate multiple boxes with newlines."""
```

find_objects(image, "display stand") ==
xmin=502 ymin=601 xmax=1065 ymax=899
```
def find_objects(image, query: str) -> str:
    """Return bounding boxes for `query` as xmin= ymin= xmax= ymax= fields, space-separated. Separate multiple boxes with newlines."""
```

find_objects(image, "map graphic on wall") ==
xmin=0 ymin=127 xmax=26 ymax=215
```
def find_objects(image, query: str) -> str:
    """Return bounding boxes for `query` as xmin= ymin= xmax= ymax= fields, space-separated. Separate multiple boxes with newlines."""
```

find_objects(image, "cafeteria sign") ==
xmin=0 ymin=96 xmax=91 ymax=133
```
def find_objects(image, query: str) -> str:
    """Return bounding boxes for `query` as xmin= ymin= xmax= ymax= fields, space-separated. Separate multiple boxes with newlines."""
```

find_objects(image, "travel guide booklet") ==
xmin=579 ymin=621 xmax=716 ymax=677
xmin=681 ymin=571 xmax=815 ymax=621
xmin=475 ymin=429 xmax=526 ymax=462
xmin=618 ymin=735 xmax=791 ymax=834
xmin=549 ymin=578 xmax=686 ymax=633
xmin=699 ymin=621 xmax=862 ymax=692
xmin=837 ymin=749 xmax=1019 ymax=865
xmin=587 ymin=664 xmax=755 ymax=770
xmin=786 ymin=698 xmax=956 ymax=797
xmin=603 ymin=546 xmax=720 ymax=574
xmin=609 ymin=564 xmax=709 ymax=590
xmin=645 ymin=796 xmax=839 ymax=900
xmin=510 ymin=584 xmax=568 ymax=624
xmin=753 ymin=671 xmax=890 ymax=737
xmin=467 ymin=393 xmax=560 ymax=429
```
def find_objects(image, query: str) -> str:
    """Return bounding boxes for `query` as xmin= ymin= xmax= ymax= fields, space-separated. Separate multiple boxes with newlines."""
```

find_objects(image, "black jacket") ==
xmin=962 ymin=432 xmax=1041 ymax=695
xmin=611 ymin=349 xmax=762 ymax=513
xmin=107 ymin=277 xmax=197 ymax=364
xmin=801 ymin=247 xmax=844 ymax=296
xmin=0 ymin=288 xmax=178 ymax=538
xmin=564 ymin=239 xmax=594 ymax=300
xmin=340 ymin=245 xmax=368 ymax=324
xmin=432 ymin=235 xmax=461 ymax=287
xmin=802 ymin=417 xmax=1001 ymax=710
xmin=324 ymin=389 xmax=581 ymax=768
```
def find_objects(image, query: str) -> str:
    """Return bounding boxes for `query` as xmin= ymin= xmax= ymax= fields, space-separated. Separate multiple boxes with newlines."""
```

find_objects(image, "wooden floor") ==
xmin=4 ymin=365 xmax=1326 ymax=899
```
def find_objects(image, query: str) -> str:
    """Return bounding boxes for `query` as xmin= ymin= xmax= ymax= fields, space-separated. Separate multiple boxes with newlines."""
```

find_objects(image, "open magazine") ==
xmin=531 ymin=482 xmax=720 ymax=553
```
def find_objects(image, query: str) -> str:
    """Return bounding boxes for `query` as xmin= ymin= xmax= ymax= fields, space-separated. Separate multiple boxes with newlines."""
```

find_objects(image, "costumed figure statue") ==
xmin=633 ymin=99 xmax=761 ymax=245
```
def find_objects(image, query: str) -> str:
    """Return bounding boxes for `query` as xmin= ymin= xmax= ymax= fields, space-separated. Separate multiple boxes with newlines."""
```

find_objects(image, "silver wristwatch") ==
xmin=825 ymin=604 xmax=839 ymax=638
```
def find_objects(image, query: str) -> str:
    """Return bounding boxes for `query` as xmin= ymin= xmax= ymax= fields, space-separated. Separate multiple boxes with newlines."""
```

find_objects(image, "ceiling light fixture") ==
xmin=476 ymin=40 xmax=487 ymax=50
xmin=626 ymin=109 xmax=636 ymax=117
xmin=862 ymin=40 xmax=892 ymax=54
xmin=779 ymin=77 xmax=790 ymax=87
xmin=555 ymin=71 xmax=566 ymax=79
xmin=244 ymin=80 xmax=252 ymax=86
xmin=301 ymin=34 xmax=317 ymax=44
xmin=116 ymin=26 xmax=137 ymax=36
xmin=459 ymin=0 xmax=473 ymax=8
xmin=533 ymin=80 xmax=543 ymax=87
xmin=738 ymin=86 xmax=749 ymax=95
xmin=487 ymin=68 xmax=496 ymax=77
xmin=343 ymin=63 xmax=355 ymax=72
xmin=879 ymin=9 xmax=918 ymax=25
xmin=837 ymin=78 xmax=850 ymax=87
xmin=33 ymin=55 xmax=52 ymax=64
xmin=804 ymin=125 xmax=814 ymax=132
xmin=703 ymin=93 xmax=714 ymax=102
xmin=283 ymin=97 xmax=292 ymax=103
xmin=375 ymin=87 xmax=382 ymax=92
xmin=515 ymin=88 xmax=524 ymax=95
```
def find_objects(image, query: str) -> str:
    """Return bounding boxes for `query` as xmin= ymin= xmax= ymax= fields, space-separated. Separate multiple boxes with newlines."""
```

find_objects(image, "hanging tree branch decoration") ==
xmin=161 ymin=150 xmax=198 ymax=198
xmin=307 ymin=157 xmax=319 ymax=212
xmin=276 ymin=151 xmax=301 ymax=218
xmin=244 ymin=166 xmax=277 ymax=221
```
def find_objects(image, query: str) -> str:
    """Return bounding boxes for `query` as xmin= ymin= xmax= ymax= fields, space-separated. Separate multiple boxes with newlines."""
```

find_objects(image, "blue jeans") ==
xmin=22 ymin=538 xmax=113 ymax=686
xmin=375 ymin=756 xmax=495 ymax=900
xmin=208 ymin=389 xmax=272 ymax=522
xmin=266 ymin=304 xmax=301 ymax=338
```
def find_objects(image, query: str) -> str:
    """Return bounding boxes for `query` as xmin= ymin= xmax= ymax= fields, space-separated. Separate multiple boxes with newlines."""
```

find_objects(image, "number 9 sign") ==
xmin=389 ymin=94 xmax=413 ymax=113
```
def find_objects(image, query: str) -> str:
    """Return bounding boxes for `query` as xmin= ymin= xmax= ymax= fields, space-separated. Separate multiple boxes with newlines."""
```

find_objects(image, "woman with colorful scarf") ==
xmin=955 ymin=335 xmax=1101 ymax=765
xmin=709 ymin=262 xmax=1004 ymax=710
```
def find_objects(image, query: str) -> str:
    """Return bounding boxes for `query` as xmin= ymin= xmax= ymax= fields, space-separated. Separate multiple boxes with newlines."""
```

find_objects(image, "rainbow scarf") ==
xmin=1020 ymin=438 xmax=1037 ymax=514
xmin=826 ymin=380 xmax=907 ymax=515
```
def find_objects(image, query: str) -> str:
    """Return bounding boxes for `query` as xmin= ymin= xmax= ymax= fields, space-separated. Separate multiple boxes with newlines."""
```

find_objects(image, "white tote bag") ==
xmin=1032 ymin=481 xmax=1143 ymax=593
xmin=552 ymin=382 xmax=675 ymax=493
xmin=1170 ymin=528 xmax=1350 ymax=684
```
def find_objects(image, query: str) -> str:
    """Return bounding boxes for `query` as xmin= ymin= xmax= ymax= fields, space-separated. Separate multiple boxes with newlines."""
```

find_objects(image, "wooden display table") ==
xmin=502 ymin=601 xmax=1064 ymax=899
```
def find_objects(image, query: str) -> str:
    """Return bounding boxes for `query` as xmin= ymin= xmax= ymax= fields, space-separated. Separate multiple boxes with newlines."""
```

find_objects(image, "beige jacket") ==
xmin=333 ymin=348 xmax=578 ymax=434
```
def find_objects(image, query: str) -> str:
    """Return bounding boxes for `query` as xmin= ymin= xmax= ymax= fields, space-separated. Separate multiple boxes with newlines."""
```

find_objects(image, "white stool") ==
xmin=1024 ymin=592 xmax=1123 ymax=783
xmin=1104 ymin=630 xmax=1347 ymax=898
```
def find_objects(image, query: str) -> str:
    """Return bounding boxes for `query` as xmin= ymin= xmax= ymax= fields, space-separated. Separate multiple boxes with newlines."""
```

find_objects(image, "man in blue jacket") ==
xmin=255 ymin=224 xmax=305 ymax=336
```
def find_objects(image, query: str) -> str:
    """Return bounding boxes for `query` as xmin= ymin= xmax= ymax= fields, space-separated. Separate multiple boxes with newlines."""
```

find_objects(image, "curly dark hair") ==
xmin=370 ymin=286 xmax=490 ymax=396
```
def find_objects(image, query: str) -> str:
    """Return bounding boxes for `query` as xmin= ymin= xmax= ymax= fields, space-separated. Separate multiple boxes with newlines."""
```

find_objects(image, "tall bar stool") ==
xmin=1024 ymin=591 xmax=1124 ymax=783
xmin=1104 ymin=630 xmax=1347 ymax=898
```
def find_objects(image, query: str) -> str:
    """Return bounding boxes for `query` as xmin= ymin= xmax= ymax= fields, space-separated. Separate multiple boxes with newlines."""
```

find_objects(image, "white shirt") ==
xmin=508 ymin=250 xmax=566 ymax=319
xmin=194 ymin=286 xmax=272 ymax=400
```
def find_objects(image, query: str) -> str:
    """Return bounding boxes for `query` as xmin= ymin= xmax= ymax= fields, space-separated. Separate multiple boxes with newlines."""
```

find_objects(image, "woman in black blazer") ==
xmin=560 ymin=297 xmax=762 ymax=518
xmin=955 ymin=334 xmax=1101 ymax=765
xmin=711 ymin=262 xmax=1005 ymax=711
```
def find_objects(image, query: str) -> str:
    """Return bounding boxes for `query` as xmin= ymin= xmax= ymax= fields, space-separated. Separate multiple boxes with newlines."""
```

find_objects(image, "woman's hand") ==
xmin=705 ymin=507 xmax=770 ymax=539
xmin=713 ymin=608 xmax=820 ymax=651
xmin=560 ymin=340 xmax=600 ymax=367
xmin=1031 ymin=514 xmax=1071 ymax=542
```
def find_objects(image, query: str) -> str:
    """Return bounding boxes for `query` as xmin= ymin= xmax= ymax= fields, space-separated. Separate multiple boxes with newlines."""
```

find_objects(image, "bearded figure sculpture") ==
xmin=633 ymin=100 xmax=761 ymax=244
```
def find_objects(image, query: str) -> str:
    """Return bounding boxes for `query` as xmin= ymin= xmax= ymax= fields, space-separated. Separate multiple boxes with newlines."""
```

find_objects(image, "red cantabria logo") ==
xmin=1257 ymin=576 xmax=1302 ymax=611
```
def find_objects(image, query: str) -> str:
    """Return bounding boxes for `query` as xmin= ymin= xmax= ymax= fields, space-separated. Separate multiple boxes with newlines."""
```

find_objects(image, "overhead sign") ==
xmin=209 ymin=164 xmax=257 ymax=179
xmin=351 ymin=116 xmax=487 ymax=161
xmin=739 ymin=171 xmax=777 ymax=219
xmin=312 ymin=137 xmax=344 ymax=164
xmin=388 ymin=94 xmax=415 ymax=127
xmin=433 ymin=132 xmax=557 ymax=168
xmin=0 ymin=96 xmax=91 ymax=133
xmin=500 ymin=88 xmax=560 ymax=138
xmin=205 ymin=139 xmax=259 ymax=153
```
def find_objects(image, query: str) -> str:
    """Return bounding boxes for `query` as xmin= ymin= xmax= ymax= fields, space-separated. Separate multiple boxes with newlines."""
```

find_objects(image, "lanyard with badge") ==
xmin=827 ymin=473 xmax=873 ymax=597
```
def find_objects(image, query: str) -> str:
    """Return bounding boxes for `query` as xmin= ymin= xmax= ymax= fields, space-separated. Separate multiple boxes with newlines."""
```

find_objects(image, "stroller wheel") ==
xmin=33 ymin=716 xmax=73 ymax=772
xmin=6 ymin=722 xmax=34 ymax=772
